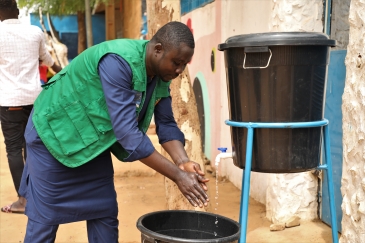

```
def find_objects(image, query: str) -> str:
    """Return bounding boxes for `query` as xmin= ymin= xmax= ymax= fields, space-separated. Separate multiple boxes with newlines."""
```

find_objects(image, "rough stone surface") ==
xmin=340 ymin=0 xmax=365 ymax=242
xmin=266 ymin=173 xmax=318 ymax=223
xmin=285 ymin=215 xmax=301 ymax=228
xmin=266 ymin=0 xmax=323 ymax=224
xmin=270 ymin=223 xmax=286 ymax=231
xmin=270 ymin=0 xmax=323 ymax=32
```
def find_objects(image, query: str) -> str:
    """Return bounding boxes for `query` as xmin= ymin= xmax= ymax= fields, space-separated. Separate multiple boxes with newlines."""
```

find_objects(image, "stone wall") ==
xmin=266 ymin=0 xmax=324 ymax=223
xmin=271 ymin=0 xmax=323 ymax=32
xmin=340 ymin=0 xmax=365 ymax=242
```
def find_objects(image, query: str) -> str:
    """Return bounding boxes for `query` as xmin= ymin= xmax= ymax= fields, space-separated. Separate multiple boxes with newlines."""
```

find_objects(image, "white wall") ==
xmin=219 ymin=0 xmax=272 ymax=204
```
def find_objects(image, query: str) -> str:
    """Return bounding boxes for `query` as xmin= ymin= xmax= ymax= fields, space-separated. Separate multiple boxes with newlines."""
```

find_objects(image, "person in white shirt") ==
xmin=0 ymin=0 xmax=62 ymax=214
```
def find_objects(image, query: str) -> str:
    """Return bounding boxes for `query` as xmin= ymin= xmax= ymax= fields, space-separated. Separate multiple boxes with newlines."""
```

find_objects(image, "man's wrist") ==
xmin=174 ymin=157 xmax=189 ymax=166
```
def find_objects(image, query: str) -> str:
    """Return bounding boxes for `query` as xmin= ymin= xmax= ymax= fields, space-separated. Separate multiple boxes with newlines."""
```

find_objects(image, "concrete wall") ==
xmin=340 ymin=0 xmax=365 ymax=241
xmin=331 ymin=0 xmax=350 ymax=50
xmin=219 ymin=0 xmax=273 ymax=205
xmin=266 ymin=0 xmax=324 ymax=223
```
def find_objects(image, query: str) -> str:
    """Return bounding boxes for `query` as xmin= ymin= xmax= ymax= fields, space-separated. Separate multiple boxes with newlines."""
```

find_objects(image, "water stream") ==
xmin=214 ymin=157 xmax=220 ymax=237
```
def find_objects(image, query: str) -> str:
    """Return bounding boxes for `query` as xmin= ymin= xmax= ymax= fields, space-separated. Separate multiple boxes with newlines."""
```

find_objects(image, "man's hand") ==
xmin=178 ymin=161 xmax=209 ymax=191
xmin=140 ymin=149 xmax=210 ymax=208
xmin=160 ymin=140 xmax=210 ymax=207
xmin=50 ymin=63 xmax=62 ymax=73
xmin=173 ymin=168 xmax=210 ymax=208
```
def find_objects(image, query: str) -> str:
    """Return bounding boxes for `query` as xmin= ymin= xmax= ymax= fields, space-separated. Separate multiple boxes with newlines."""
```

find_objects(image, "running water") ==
xmin=213 ymin=147 xmax=229 ymax=238
xmin=214 ymin=156 xmax=220 ymax=237
xmin=214 ymin=157 xmax=220 ymax=214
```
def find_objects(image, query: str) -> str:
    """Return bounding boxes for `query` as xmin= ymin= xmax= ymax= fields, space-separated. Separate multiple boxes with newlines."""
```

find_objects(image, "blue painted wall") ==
xmin=321 ymin=50 xmax=346 ymax=233
xmin=181 ymin=0 xmax=214 ymax=15
xmin=30 ymin=14 xmax=105 ymax=60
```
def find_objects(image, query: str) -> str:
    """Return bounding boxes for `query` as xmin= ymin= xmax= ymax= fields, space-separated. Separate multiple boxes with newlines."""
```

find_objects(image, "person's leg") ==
xmin=0 ymin=105 xmax=32 ymax=213
xmin=23 ymin=218 xmax=59 ymax=243
xmin=87 ymin=216 xmax=119 ymax=243
xmin=0 ymin=107 xmax=26 ymax=194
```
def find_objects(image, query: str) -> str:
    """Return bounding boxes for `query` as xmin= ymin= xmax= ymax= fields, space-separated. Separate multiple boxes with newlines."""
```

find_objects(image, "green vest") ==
xmin=32 ymin=39 xmax=171 ymax=168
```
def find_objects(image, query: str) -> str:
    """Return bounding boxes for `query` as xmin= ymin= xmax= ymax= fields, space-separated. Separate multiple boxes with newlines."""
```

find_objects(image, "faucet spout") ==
xmin=215 ymin=147 xmax=233 ymax=164
xmin=215 ymin=152 xmax=233 ymax=164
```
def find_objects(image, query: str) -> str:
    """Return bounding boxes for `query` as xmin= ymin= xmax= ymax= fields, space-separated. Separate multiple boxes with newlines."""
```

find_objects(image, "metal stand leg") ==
xmin=238 ymin=127 xmax=254 ymax=243
xmin=317 ymin=125 xmax=339 ymax=243
xmin=226 ymin=119 xmax=339 ymax=243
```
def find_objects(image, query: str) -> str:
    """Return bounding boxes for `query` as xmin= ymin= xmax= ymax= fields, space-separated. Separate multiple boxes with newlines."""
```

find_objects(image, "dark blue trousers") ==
xmin=24 ymin=216 xmax=119 ymax=243
xmin=21 ymin=110 xmax=119 ymax=242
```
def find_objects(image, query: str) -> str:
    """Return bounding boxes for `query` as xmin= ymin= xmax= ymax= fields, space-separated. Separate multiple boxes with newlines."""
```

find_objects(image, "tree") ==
xmin=146 ymin=0 xmax=209 ymax=211
xmin=18 ymin=0 xmax=108 ymax=53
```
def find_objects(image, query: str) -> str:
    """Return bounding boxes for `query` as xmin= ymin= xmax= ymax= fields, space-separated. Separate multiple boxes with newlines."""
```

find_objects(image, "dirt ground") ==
xmin=0 ymin=129 xmax=336 ymax=243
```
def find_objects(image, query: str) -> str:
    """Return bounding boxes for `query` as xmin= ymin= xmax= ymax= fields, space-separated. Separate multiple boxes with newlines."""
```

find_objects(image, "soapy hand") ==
xmin=176 ymin=161 xmax=210 ymax=207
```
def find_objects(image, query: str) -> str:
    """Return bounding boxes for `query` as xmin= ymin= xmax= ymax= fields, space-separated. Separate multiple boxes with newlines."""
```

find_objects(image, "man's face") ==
xmin=154 ymin=44 xmax=194 ymax=82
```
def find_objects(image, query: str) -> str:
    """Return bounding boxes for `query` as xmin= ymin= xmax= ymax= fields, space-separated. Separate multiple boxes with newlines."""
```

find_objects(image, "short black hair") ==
xmin=0 ymin=0 xmax=17 ymax=11
xmin=151 ymin=21 xmax=195 ymax=51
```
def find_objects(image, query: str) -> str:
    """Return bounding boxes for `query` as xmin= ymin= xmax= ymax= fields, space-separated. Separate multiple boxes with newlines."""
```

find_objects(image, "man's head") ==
xmin=0 ymin=0 xmax=19 ymax=21
xmin=147 ymin=21 xmax=195 ymax=82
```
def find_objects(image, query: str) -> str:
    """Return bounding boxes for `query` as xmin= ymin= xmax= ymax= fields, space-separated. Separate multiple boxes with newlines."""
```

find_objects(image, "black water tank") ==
xmin=218 ymin=32 xmax=336 ymax=173
xmin=137 ymin=210 xmax=240 ymax=243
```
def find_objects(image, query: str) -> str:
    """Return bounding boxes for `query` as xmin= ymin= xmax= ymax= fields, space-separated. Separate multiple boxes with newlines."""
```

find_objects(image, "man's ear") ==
xmin=154 ymin=43 xmax=163 ymax=54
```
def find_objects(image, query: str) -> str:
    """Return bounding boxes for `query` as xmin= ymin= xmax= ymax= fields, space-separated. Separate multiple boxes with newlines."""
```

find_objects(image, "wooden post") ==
xmin=77 ymin=11 xmax=87 ymax=53
xmin=146 ymin=0 xmax=208 ymax=211
xmin=105 ymin=0 xmax=116 ymax=40
xmin=122 ymin=0 xmax=142 ymax=39
xmin=85 ymin=0 xmax=93 ymax=47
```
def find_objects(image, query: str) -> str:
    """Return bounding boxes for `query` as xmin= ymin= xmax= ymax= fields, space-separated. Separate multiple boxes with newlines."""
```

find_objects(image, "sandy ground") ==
xmin=0 ymin=129 xmax=336 ymax=243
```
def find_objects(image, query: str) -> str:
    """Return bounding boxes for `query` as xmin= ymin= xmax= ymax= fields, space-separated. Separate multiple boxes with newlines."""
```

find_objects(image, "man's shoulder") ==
xmin=3 ymin=22 xmax=43 ymax=34
xmin=105 ymin=39 xmax=147 ymax=45
xmin=14 ymin=23 xmax=43 ymax=32
xmin=1 ymin=24 xmax=46 ymax=46
xmin=28 ymin=24 xmax=44 ymax=33
xmin=22 ymin=25 xmax=46 ymax=41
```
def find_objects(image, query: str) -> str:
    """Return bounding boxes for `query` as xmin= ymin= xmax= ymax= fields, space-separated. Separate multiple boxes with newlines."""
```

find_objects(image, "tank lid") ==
xmin=218 ymin=32 xmax=336 ymax=51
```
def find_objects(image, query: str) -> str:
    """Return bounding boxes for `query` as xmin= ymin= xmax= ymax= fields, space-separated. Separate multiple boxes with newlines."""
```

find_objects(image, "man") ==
xmin=21 ymin=21 xmax=209 ymax=242
xmin=0 ymin=0 xmax=62 ymax=214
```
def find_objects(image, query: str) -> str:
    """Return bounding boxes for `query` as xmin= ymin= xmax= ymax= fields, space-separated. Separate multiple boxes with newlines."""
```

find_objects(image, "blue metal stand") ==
xmin=225 ymin=119 xmax=339 ymax=243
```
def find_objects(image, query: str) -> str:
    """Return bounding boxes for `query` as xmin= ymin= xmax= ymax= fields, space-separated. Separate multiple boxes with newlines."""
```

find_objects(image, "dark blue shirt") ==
xmin=98 ymin=54 xmax=184 ymax=161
